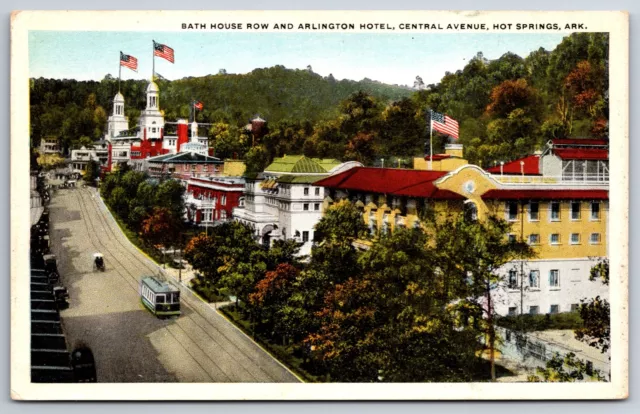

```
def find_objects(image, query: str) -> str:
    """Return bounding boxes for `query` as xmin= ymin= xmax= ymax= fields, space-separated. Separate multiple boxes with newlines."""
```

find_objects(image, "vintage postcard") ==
xmin=11 ymin=10 xmax=628 ymax=400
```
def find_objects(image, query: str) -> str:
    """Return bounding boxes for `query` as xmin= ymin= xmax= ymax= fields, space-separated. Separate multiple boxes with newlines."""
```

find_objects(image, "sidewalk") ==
xmin=160 ymin=264 xmax=235 ymax=310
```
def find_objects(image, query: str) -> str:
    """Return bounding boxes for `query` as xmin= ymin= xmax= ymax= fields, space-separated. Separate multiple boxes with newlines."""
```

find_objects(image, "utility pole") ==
xmin=177 ymin=234 xmax=183 ymax=283
xmin=520 ymin=199 xmax=525 ymax=331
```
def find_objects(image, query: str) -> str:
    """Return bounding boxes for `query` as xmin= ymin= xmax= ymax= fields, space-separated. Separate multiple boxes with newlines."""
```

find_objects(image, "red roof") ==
xmin=486 ymin=155 xmax=541 ymax=175
xmin=482 ymin=189 xmax=608 ymax=200
xmin=552 ymin=138 xmax=609 ymax=146
xmin=423 ymin=154 xmax=451 ymax=161
xmin=314 ymin=167 xmax=464 ymax=199
xmin=554 ymin=148 xmax=609 ymax=160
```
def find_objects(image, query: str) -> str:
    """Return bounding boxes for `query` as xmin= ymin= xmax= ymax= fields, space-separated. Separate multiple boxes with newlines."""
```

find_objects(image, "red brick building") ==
xmin=184 ymin=177 xmax=245 ymax=224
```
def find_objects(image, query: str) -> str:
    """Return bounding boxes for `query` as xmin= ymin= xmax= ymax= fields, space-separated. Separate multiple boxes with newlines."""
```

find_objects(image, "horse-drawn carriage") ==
xmin=93 ymin=253 xmax=105 ymax=272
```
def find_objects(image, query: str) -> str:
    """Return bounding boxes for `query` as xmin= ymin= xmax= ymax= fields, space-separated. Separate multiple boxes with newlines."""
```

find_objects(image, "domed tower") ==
xmin=146 ymin=81 xmax=159 ymax=110
xmin=105 ymin=92 xmax=129 ymax=141
xmin=138 ymin=81 xmax=165 ymax=141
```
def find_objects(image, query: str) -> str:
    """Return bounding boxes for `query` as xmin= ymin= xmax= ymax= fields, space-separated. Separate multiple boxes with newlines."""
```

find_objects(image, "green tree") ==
xmin=314 ymin=199 xmax=369 ymax=242
xmin=155 ymin=179 xmax=186 ymax=220
xmin=243 ymin=145 xmax=270 ymax=174
xmin=575 ymin=259 xmax=610 ymax=353
xmin=108 ymin=187 xmax=129 ymax=219
xmin=307 ymin=228 xmax=481 ymax=382
xmin=249 ymin=263 xmax=301 ymax=344
xmin=427 ymin=214 xmax=535 ymax=381
xmin=528 ymin=352 xmax=606 ymax=382
xmin=83 ymin=159 xmax=100 ymax=185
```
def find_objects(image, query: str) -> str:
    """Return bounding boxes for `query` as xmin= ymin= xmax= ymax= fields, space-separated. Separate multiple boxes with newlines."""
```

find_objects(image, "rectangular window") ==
xmin=508 ymin=270 xmax=518 ymax=289
xmin=550 ymin=201 xmax=560 ymax=221
xmin=508 ymin=307 xmax=517 ymax=317
xmin=303 ymin=203 xmax=309 ymax=211
xmin=550 ymin=304 xmax=560 ymax=314
xmin=571 ymin=304 xmax=579 ymax=312
xmin=315 ymin=187 xmax=320 ymax=196
xmin=221 ymin=195 xmax=226 ymax=206
xmin=549 ymin=269 xmax=560 ymax=288
xmin=571 ymin=201 xmax=581 ymax=220
xmin=529 ymin=306 xmax=539 ymax=315
xmin=304 ymin=187 xmax=309 ymax=196
xmin=529 ymin=270 xmax=540 ymax=289
xmin=508 ymin=234 xmax=517 ymax=243
xmin=550 ymin=233 xmax=560 ymax=245
xmin=591 ymin=202 xmax=601 ymax=220
xmin=590 ymin=233 xmax=601 ymax=244
xmin=506 ymin=201 xmax=518 ymax=221
xmin=570 ymin=233 xmax=580 ymax=245
xmin=302 ymin=231 xmax=309 ymax=242
xmin=528 ymin=234 xmax=540 ymax=245
xmin=529 ymin=201 xmax=539 ymax=221
xmin=314 ymin=203 xmax=320 ymax=211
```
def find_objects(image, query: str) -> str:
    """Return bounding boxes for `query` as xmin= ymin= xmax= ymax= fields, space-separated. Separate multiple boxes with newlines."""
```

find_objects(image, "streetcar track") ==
xmin=73 ymin=188 xmax=263 ymax=382
xmin=71 ymin=187 xmax=291 ymax=382
xmin=79 ymin=186 xmax=295 ymax=381
xmin=66 ymin=189 xmax=221 ymax=382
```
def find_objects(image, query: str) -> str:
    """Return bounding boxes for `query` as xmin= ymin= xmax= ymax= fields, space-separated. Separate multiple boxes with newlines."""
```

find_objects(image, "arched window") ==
xmin=464 ymin=201 xmax=478 ymax=222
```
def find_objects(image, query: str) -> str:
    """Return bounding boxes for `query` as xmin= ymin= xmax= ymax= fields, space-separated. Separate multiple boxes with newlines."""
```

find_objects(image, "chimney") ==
xmin=444 ymin=143 xmax=463 ymax=158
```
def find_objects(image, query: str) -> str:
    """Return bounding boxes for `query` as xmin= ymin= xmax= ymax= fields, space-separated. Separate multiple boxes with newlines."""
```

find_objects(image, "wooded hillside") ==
xmin=30 ymin=32 xmax=608 ymax=167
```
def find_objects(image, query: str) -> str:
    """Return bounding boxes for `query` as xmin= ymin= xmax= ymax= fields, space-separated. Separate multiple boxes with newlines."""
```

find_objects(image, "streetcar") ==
xmin=140 ymin=276 xmax=181 ymax=318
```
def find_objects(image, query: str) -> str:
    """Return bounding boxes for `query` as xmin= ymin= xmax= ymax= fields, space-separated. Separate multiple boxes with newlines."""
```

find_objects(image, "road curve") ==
xmin=50 ymin=184 xmax=301 ymax=383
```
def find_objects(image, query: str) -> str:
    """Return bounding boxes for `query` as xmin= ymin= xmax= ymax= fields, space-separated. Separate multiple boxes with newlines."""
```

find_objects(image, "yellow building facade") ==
xmin=315 ymin=144 xmax=610 ymax=317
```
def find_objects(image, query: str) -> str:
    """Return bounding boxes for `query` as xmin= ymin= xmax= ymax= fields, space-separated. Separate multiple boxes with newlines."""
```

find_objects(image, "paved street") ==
xmin=49 ymin=184 xmax=300 ymax=383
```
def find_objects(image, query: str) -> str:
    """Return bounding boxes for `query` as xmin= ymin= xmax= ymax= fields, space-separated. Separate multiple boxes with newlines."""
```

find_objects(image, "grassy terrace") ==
xmin=219 ymin=304 xmax=322 ymax=383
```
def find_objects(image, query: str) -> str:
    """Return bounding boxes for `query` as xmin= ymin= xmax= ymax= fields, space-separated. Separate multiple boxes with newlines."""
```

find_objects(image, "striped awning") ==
xmin=260 ymin=179 xmax=278 ymax=190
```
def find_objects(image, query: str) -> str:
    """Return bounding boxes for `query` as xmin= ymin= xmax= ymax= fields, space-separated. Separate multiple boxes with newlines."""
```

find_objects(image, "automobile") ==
xmin=71 ymin=346 xmax=97 ymax=383
xmin=43 ymin=254 xmax=60 ymax=283
xmin=53 ymin=286 xmax=69 ymax=307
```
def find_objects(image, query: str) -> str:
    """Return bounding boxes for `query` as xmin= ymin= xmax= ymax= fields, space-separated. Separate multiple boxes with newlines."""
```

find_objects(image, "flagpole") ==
xmin=152 ymin=41 xmax=155 ymax=81
xmin=429 ymin=111 xmax=433 ymax=171
xmin=118 ymin=52 xmax=121 ymax=93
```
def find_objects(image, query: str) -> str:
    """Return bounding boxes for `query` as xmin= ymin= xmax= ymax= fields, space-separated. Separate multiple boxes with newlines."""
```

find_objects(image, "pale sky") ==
xmin=29 ymin=31 xmax=569 ymax=86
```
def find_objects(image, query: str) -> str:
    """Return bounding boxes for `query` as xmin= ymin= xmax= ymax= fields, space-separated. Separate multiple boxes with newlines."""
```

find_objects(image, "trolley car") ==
xmin=140 ymin=276 xmax=181 ymax=318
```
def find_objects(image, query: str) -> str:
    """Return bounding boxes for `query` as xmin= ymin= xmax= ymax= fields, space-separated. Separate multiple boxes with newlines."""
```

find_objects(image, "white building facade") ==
xmin=233 ymin=156 xmax=362 ymax=256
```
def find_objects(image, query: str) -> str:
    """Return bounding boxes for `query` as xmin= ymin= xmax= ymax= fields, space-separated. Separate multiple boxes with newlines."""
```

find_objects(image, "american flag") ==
xmin=120 ymin=52 xmax=138 ymax=72
xmin=153 ymin=41 xmax=174 ymax=63
xmin=194 ymin=101 xmax=204 ymax=111
xmin=430 ymin=110 xmax=459 ymax=140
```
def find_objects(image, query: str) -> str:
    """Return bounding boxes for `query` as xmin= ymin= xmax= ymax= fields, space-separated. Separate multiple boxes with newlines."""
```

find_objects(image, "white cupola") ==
xmin=146 ymin=81 xmax=159 ymax=110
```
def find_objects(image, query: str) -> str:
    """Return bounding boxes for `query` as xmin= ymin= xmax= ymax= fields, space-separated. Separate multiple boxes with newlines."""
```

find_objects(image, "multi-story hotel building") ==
xmin=315 ymin=140 xmax=609 ymax=316
xmin=232 ymin=155 xmax=362 ymax=256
